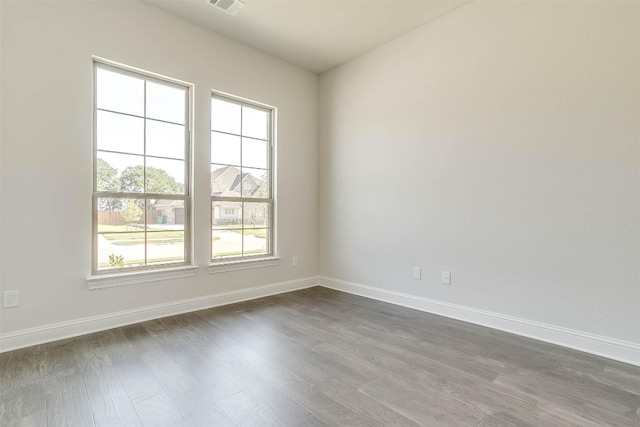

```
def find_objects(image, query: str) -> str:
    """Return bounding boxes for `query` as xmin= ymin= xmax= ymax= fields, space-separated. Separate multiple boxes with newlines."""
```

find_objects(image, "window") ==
xmin=93 ymin=61 xmax=191 ymax=274
xmin=211 ymin=94 xmax=274 ymax=261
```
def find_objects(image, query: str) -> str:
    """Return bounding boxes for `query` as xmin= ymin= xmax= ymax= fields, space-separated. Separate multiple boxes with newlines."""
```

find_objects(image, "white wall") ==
xmin=0 ymin=0 xmax=318 ymax=334
xmin=320 ymin=1 xmax=640 ymax=344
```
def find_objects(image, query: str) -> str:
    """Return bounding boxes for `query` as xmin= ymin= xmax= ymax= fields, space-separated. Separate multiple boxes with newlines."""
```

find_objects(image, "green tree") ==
xmin=120 ymin=166 xmax=180 ymax=208
xmin=247 ymin=171 xmax=268 ymax=227
xmin=121 ymin=202 xmax=143 ymax=230
xmin=253 ymin=171 xmax=269 ymax=199
xmin=108 ymin=254 xmax=125 ymax=268
xmin=96 ymin=158 xmax=122 ymax=211
xmin=120 ymin=165 xmax=180 ymax=193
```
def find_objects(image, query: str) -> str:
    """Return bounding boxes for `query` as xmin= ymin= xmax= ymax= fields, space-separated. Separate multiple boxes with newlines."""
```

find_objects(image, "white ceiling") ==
xmin=142 ymin=0 xmax=472 ymax=74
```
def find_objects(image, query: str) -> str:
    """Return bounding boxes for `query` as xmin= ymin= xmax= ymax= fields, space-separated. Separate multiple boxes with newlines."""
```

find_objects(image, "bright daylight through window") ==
xmin=93 ymin=61 xmax=191 ymax=273
xmin=211 ymin=94 xmax=274 ymax=261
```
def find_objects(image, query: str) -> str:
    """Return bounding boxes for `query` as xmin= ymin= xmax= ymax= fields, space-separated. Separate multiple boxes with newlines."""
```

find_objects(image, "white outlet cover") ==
xmin=3 ymin=290 xmax=19 ymax=308
xmin=292 ymin=256 xmax=298 ymax=267
xmin=442 ymin=271 xmax=451 ymax=285
xmin=413 ymin=267 xmax=422 ymax=280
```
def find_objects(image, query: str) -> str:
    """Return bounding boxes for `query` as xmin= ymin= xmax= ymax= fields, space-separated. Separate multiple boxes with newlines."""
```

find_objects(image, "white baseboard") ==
xmin=0 ymin=276 xmax=319 ymax=353
xmin=319 ymin=276 xmax=640 ymax=367
xmin=4 ymin=275 xmax=638 ymax=367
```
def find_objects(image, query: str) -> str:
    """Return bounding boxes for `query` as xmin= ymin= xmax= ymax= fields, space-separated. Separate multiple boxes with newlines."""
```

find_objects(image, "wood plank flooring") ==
xmin=1 ymin=286 xmax=638 ymax=426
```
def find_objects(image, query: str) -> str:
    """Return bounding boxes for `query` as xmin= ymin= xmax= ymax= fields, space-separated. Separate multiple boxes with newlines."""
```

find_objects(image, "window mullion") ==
xmin=143 ymin=79 xmax=148 ymax=266
xmin=240 ymin=105 xmax=244 ymax=256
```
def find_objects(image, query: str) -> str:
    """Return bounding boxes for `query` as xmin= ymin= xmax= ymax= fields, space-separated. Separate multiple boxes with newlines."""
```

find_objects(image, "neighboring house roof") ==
xmin=211 ymin=166 xmax=264 ymax=197
xmin=211 ymin=166 xmax=241 ymax=195
xmin=229 ymin=173 xmax=261 ymax=196
xmin=154 ymin=167 xmax=263 ymax=211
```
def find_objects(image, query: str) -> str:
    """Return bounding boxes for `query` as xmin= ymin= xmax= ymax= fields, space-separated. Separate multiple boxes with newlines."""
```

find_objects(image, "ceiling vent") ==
xmin=209 ymin=0 xmax=245 ymax=16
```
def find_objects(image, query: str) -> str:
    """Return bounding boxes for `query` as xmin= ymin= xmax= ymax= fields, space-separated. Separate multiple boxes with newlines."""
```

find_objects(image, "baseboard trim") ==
xmin=318 ymin=276 xmax=640 ymax=367
xmin=0 ymin=276 xmax=319 ymax=353
xmin=4 ymin=275 xmax=638 ymax=366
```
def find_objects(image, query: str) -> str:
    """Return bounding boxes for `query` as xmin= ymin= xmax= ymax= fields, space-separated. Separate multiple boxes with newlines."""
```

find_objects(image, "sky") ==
xmin=96 ymin=67 xmax=270 ymax=188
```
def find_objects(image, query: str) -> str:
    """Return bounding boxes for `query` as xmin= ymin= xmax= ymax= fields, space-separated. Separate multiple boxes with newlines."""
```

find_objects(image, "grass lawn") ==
xmin=99 ymin=225 xmax=184 ymax=244
xmin=118 ymin=236 xmax=219 ymax=243
xmin=110 ymin=238 xmax=184 ymax=246
xmin=98 ymin=225 xmax=145 ymax=233
xmin=240 ymin=228 xmax=268 ymax=237
xmin=211 ymin=226 xmax=268 ymax=237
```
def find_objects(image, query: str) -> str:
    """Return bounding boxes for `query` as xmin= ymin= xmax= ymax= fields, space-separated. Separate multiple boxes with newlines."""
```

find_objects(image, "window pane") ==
xmin=147 ymin=231 xmax=185 ymax=265
xmin=212 ymin=229 xmax=242 ymax=259
xmin=98 ymin=151 xmax=143 ymax=192
xmin=242 ymin=137 xmax=268 ymax=169
xmin=96 ymin=111 xmax=144 ymax=155
xmin=97 ymin=198 xmax=146 ymax=270
xmin=146 ymin=81 xmax=186 ymax=124
xmin=243 ymin=229 xmax=270 ymax=256
xmin=146 ymin=120 xmax=185 ymax=160
xmin=96 ymin=68 xmax=144 ymax=116
xmin=212 ymin=200 xmax=242 ymax=227
xmin=97 ymin=198 xmax=145 ymax=231
xmin=211 ymin=97 xmax=241 ymax=134
xmin=242 ymin=106 xmax=268 ymax=140
xmin=211 ymin=164 xmax=242 ymax=196
xmin=211 ymin=132 xmax=241 ymax=166
xmin=241 ymin=167 xmax=268 ymax=198
xmin=148 ymin=199 xmax=186 ymax=228
xmin=212 ymin=200 xmax=242 ymax=259
xmin=146 ymin=157 xmax=185 ymax=194
xmin=243 ymin=202 xmax=270 ymax=228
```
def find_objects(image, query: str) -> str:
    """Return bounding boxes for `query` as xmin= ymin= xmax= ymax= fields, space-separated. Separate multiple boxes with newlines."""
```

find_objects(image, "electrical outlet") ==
xmin=442 ymin=271 xmax=451 ymax=285
xmin=413 ymin=267 xmax=422 ymax=280
xmin=292 ymin=256 xmax=298 ymax=267
xmin=3 ymin=290 xmax=19 ymax=308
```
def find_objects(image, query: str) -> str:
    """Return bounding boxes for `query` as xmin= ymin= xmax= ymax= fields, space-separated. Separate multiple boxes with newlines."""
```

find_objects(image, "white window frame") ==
xmin=209 ymin=92 xmax=278 ymax=272
xmin=90 ymin=59 xmax=194 ymax=282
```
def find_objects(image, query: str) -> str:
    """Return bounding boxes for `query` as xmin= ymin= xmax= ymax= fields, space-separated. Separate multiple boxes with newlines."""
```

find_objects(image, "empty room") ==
xmin=1 ymin=0 xmax=639 ymax=426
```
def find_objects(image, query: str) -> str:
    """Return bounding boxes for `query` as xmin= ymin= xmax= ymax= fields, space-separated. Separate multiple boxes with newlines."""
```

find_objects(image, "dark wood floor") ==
xmin=1 ymin=287 xmax=639 ymax=426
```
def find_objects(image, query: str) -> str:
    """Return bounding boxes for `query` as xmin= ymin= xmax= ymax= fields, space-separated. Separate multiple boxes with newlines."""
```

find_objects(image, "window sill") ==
xmin=86 ymin=265 xmax=199 ymax=290
xmin=208 ymin=257 xmax=281 ymax=274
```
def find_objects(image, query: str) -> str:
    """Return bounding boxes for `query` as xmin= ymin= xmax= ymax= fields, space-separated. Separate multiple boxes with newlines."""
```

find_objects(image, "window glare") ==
xmin=146 ymin=120 xmax=186 ymax=160
xmin=96 ymin=111 xmax=144 ymax=155
xmin=241 ymin=137 xmax=268 ymax=169
xmin=211 ymin=98 xmax=241 ymax=134
xmin=146 ymin=81 xmax=186 ymax=124
xmin=242 ymin=106 xmax=268 ymax=140
xmin=96 ymin=68 xmax=144 ymax=116
xmin=211 ymin=132 xmax=241 ymax=166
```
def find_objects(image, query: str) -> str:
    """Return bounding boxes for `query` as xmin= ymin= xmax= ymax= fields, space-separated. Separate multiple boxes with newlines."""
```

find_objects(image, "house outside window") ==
xmin=92 ymin=61 xmax=191 ymax=273
xmin=210 ymin=93 xmax=275 ymax=260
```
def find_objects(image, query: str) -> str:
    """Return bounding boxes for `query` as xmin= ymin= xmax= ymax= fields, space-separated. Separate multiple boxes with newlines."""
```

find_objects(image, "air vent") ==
xmin=209 ymin=0 xmax=245 ymax=16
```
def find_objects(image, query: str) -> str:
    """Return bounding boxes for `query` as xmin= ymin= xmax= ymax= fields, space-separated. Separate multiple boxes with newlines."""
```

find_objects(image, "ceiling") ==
xmin=142 ymin=0 xmax=472 ymax=74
